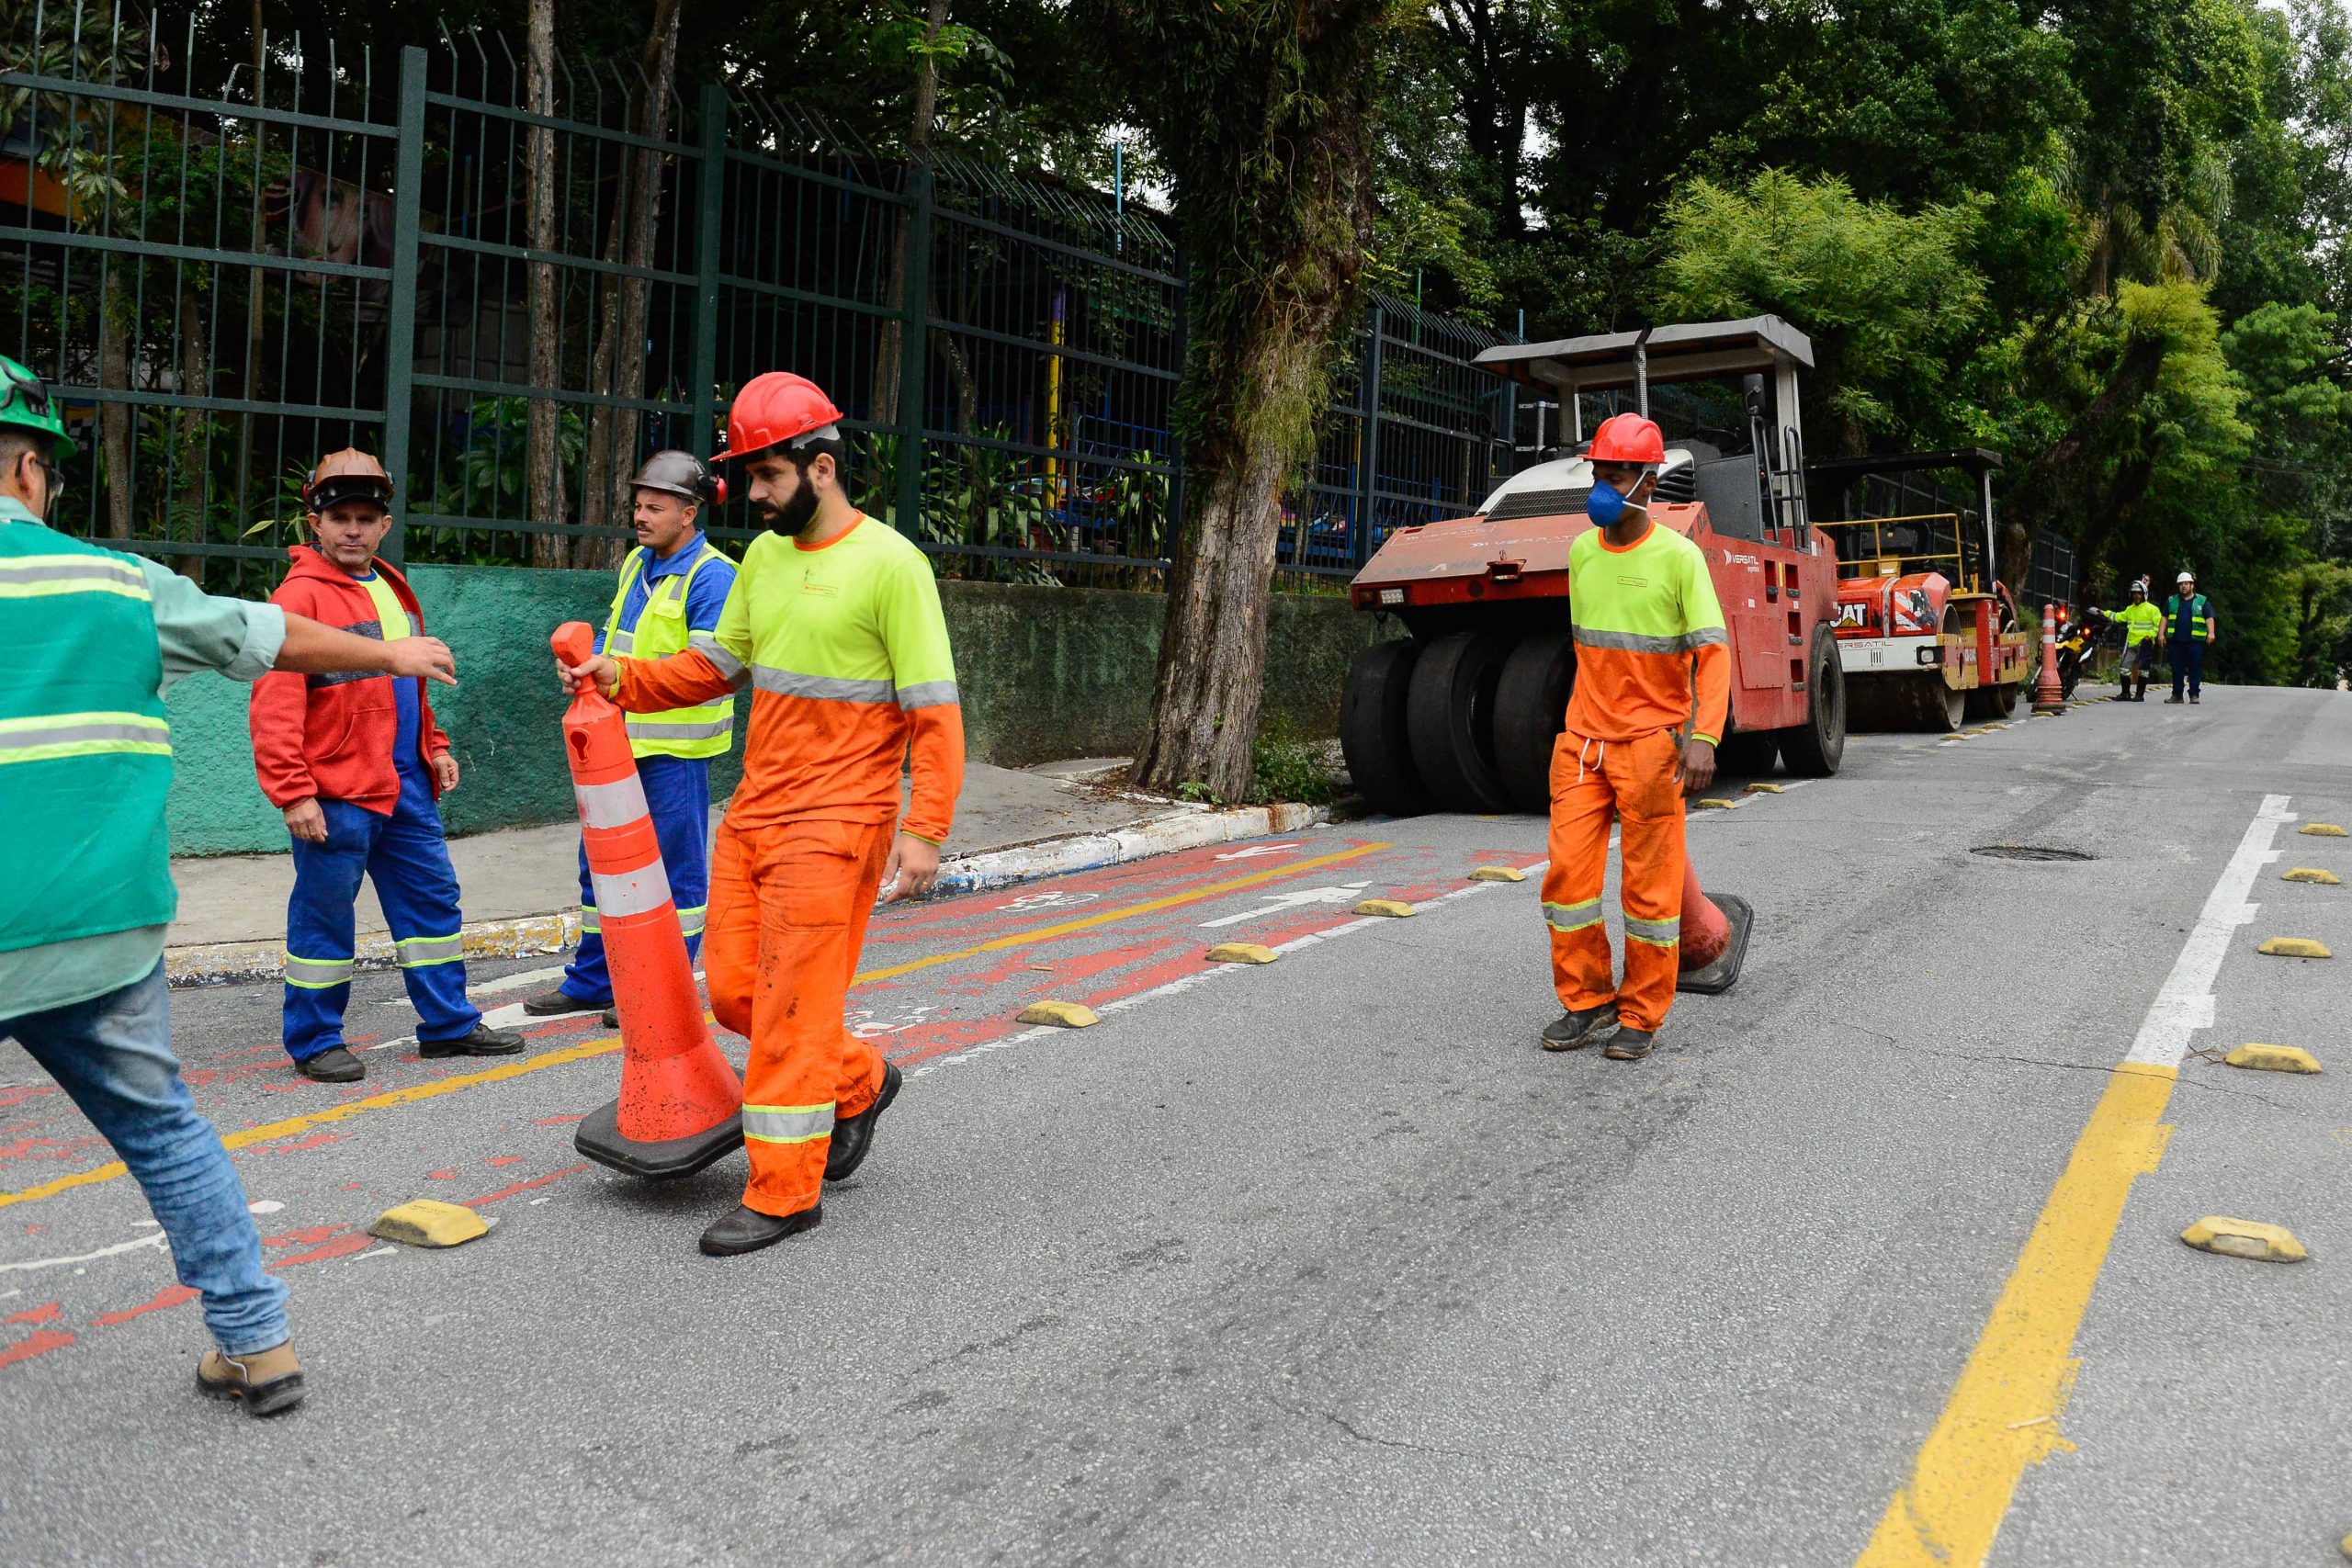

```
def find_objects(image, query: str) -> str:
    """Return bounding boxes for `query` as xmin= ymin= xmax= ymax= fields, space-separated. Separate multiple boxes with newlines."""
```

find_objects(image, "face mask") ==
xmin=1587 ymin=479 xmax=1627 ymax=527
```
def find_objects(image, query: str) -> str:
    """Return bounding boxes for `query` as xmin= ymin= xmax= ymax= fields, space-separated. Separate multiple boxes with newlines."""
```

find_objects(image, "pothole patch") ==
xmin=1972 ymin=844 xmax=2096 ymax=863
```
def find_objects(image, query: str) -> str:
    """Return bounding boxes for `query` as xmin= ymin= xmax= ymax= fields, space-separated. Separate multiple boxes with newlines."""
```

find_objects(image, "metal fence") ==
xmin=1 ymin=7 xmax=1513 ymax=594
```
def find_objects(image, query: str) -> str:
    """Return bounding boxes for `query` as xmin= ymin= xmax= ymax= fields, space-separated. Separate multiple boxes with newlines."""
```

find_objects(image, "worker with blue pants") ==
xmin=526 ymin=452 xmax=737 ymax=1022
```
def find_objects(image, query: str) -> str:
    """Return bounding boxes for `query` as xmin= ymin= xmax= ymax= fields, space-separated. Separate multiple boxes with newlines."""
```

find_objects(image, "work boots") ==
xmin=521 ymin=987 xmax=602 ymax=1017
xmin=1603 ymin=1028 xmax=1660 ymax=1061
xmin=699 ymin=1203 xmax=822 ymax=1257
xmin=1541 ymin=1004 xmax=1619 ymax=1052
xmin=826 ymin=1062 xmax=902 ymax=1180
xmin=197 ymin=1343 xmax=306 ymax=1416
xmin=296 ymin=1046 xmax=364 ymax=1084
xmin=418 ymin=1022 xmax=525 ymax=1058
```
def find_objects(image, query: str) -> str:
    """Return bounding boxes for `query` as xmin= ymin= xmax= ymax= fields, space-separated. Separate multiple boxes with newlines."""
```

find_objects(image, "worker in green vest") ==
xmin=2164 ymin=569 xmax=2217 ymax=704
xmin=524 ymin=451 xmax=738 ymax=1027
xmin=2105 ymin=580 xmax=2165 ymax=701
xmin=0 ymin=357 xmax=458 ymax=1416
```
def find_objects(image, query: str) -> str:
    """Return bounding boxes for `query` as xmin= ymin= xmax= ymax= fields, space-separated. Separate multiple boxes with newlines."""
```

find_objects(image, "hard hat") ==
xmin=0 ymin=355 xmax=74 ymax=456
xmin=714 ymin=372 xmax=845 ymax=463
xmin=2130 ymin=580 xmax=2146 ymax=593
xmin=303 ymin=448 xmax=393 ymax=513
xmin=1588 ymin=412 xmax=1666 ymax=466
xmin=2177 ymin=570 xmax=2195 ymax=584
xmin=631 ymin=449 xmax=725 ymax=508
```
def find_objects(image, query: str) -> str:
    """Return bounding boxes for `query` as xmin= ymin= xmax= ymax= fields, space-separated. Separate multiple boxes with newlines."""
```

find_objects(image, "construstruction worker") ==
xmin=249 ymin=451 xmax=523 ymax=1082
xmin=1539 ymin=412 xmax=1729 ymax=1063
xmin=558 ymin=371 xmax=964 ymax=1257
xmin=2164 ymin=569 xmax=2217 ymax=704
xmin=0 ymin=359 xmax=463 ymax=1415
xmin=2107 ymin=580 xmax=2165 ymax=701
xmin=524 ymin=452 xmax=737 ymax=1027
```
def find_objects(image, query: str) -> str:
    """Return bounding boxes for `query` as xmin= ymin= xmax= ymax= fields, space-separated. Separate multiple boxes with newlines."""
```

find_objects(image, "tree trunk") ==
xmin=1114 ymin=0 xmax=1390 ymax=802
xmin=578 ymin=0 xmax=683 ymax=570
xmin=525 ymin=0 xmax=569 ymax=567
xmin=873 ymin=0 xmax=949 ymax=510
xmin=97 ymin=267 xmax=132 ymax=540
xmin=174 ymin=278 xmax=209 ymax=581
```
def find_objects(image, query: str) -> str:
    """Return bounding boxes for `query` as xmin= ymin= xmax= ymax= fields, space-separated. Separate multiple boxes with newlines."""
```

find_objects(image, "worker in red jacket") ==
xmin=248 ymin=451 xmax=522 ymax=1082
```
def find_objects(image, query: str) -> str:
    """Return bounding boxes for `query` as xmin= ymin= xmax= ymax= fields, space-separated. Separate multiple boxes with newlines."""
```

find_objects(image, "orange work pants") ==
xmin=703 ymin=817 xmax=893 ymax=1217
xmin=1541 ymin=727 xmax=1686 ymax=1032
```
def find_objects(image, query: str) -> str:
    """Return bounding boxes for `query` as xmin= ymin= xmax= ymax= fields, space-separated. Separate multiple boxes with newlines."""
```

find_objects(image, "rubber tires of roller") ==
xmin=1491 ymin=632 xmax=1577 ymax=813
xmin=1968 ymin=680 xmax=2020 ymax=721
xmin=1405 ymin=631 xmax=1516 ymax=813
xmin=1781 ymin=624 xmax=1847 ymax=777
xmin=1927 ymin=675 xmax=1966 ymax=731
xmin=1339 ymin=638 xmax=1430 ymax=817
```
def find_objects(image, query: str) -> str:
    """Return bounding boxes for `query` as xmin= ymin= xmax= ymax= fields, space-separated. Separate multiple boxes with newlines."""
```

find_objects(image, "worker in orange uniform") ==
xmin=1538 ymin=412 xmax=1728 ymax=1062
xmin=559 ymin=372 xmax=964 ymax=1257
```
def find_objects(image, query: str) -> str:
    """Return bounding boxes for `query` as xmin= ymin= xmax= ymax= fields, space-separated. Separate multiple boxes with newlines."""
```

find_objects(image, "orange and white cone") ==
xmin=553 ymin=622 xmax=743 ymax=1179
xmin=1675 ymin=857 xmax=1752 ymax=995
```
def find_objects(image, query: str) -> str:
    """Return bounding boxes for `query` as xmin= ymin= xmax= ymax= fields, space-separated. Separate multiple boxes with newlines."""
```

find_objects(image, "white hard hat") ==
xmin=2177 ymin=570 xmax=2194 ymax=583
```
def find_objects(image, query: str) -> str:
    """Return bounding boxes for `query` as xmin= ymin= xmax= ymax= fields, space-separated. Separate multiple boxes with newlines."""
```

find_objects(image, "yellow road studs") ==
xmin=2258 ymin=937 xmax=2334 ymax=959
xmin=1353 ymin=898 xmax=1416 ymax=918
xmin=2181 ymin=1216 xmax=2307 ymax=1263
xmin=2301 ymin=823 xmax=2347 ymax=837
xmin=1742 ymin=782 xmax=1784 ymax=794
xmin=1017 ymin=999 xmax=1099 ymax=1028
xmin=2224 ymin=1043 xmax=2322 ymax=1074
xmin=1691 ymin=797 xmax=1739 ymax=809
xmin=1467 ymin=865 xmax=1527 ymax=883
xmin=2283 ymin=867 xmax=2343 ymax=886
xmin=1204 ymin=942 xmax=1278 ymax=964
xmin=369 ymin=1200 xmax=489 ymax=1248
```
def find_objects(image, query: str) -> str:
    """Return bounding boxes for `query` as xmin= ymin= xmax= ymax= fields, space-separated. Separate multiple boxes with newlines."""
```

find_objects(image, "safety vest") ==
xmin=605 ymin=542 xmax=735 ymax=760
xmin=0 ymin=522 xmax=175 ymax=953
xmin=2113 ymin=601 xmax=2165 ymax=646
xmin=2166 ymin=593 xmax=2211 ymax=642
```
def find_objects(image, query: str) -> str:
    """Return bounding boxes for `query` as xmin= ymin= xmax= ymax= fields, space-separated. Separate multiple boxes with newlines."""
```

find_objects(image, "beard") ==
xmin=760 ymin=482 xmax=820 ymax=537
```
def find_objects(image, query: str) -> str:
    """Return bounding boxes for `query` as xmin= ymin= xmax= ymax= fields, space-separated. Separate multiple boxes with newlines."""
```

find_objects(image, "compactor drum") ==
xmin=1340 ymin=316 xmax=1848 ymax=817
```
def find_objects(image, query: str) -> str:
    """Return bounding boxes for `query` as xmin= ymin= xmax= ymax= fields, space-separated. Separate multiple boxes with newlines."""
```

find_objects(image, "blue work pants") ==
xmin=2170 ymin=639 xmax=2206 ymax=699
xmin=282 ymin=768 xmax=479 ymax=1061
xmin=558 ymin=754 xmax=711 ymax=1004
xmin=2 ymin=964 xmax=290 ymax=1354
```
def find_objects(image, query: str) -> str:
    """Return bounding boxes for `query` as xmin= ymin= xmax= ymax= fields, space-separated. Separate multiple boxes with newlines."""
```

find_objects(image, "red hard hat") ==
xmin=1589 ymin=412 xmax=1666 ymax=466
xmin=714 ymin=371 xmax=845 ymax=463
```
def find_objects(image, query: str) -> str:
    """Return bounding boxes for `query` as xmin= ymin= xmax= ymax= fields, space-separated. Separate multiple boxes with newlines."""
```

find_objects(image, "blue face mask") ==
xmin=1587 ymin=478 xmax=1628 ymax=527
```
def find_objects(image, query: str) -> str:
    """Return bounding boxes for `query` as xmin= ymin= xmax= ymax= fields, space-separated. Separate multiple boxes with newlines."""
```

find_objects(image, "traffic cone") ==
xmin=552 ymin=622 xmax=744 ymax=1179
xmin=1675 ymin=857 xmax=1752 ymax=996
xmin=2031 ymin=604 xmax=2065 ymax=715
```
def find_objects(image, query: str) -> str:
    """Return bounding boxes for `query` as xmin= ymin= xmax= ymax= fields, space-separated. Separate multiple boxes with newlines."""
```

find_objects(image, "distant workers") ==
xmin=0 ymin=359 xmax=463 ymax=1415
xmin=2108 ymin=579 xmax=2164 ymax=701
xmin=248 ymin=451 xmax=522 ymax=1083
xmin=1539 ymin=412 xmax=1729 ymax=1063
xmin=2164 ymin=569 xmax=2216 ymax=705
xmin=560 ymin=371 xmax=965 ymax=1257
xmin=525 ymin=452 xmax=738 ymax=1027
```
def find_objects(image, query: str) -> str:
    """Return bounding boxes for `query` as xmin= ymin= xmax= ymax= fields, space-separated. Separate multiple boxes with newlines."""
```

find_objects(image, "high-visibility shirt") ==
xmin=0 ymin=496 xmax=285 ymax=1020
xmin=2166 ymin=593 xmax=2212 ymax=642
xmin=599 ymin=536 xmax=737 ymax=760
xmin=616 ymin=515 xmax=964 ymax=844
xmin=2109 ymin=601 xmax=2165 ymax=646
xmin=1563 ymin=521 xmax=1732 ymax=746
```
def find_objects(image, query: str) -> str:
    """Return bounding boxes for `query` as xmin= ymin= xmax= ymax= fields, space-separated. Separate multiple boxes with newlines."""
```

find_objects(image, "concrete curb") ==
xmin=163 ymin=801 xmax=1333 ymax=990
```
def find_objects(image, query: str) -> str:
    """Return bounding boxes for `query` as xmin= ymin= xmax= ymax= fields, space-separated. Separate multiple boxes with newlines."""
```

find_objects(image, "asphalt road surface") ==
xmin=4 ymin=683 xmax=2348 ymax=1568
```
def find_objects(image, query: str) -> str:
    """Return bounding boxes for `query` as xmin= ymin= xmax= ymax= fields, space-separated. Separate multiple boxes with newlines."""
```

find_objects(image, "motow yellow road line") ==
xmin=1857 ymin=795 xmax=2292 ymax=1566
xmin=0 ymin=840 xmax=1392 ymax=1213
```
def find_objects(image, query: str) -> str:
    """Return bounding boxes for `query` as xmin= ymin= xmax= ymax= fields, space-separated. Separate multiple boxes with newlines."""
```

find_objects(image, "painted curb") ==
xmin=164 ymin=801 xmax=1332 ymax=990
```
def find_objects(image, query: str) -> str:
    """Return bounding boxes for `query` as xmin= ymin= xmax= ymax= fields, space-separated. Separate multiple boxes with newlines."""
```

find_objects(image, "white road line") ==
xmin=0 ymin=1232 xmax=167 ymax=1273
xmin=911 ymin=864 xmax=1552 ymax=1079
xmin=462 ymin=964 xmax=571 ymax=998
xmin=2123 ymin=793 xmax=2294 ymax=1070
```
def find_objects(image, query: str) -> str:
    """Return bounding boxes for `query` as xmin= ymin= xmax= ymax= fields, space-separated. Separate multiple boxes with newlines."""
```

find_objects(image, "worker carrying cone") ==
xmin=1537 ymin=412 xmax=1732 ymax=1062
xmin=554 ymin=622 xmax=745 ymax=1178
xmin=558 ymin=371 xmax=965 ymax=1258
